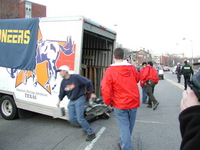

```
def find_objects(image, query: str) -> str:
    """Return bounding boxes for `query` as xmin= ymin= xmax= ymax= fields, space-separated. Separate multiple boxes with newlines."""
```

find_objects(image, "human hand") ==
xmin=90 ymin=93 xmax=96 ymax=98
xmin=180 ymin=87 xmax=200 ymax=112
xmin=57 ymin=100 xmax=61 ymax=107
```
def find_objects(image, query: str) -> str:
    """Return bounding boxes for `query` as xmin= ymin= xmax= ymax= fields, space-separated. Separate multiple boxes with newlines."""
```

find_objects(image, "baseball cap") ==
xmin=56 ymin=65 xmax=70 ymax=72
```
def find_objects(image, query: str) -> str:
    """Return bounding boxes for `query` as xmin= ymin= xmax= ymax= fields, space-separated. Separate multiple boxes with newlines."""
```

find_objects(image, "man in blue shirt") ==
xmin=56 ymin=65 xmax=96 ymax=141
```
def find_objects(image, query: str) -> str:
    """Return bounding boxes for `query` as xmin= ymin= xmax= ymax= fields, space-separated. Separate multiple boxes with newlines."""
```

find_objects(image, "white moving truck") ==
xmin=0 ymin=16 xmax=116 ymax=120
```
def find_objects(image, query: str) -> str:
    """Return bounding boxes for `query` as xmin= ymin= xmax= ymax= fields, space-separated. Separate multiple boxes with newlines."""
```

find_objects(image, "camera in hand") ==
xmin=187 ymin=63 xmax=200 ymax=101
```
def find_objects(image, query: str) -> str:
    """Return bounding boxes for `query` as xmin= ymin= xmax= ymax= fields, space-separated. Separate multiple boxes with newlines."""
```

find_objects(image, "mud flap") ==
xmin=18 ymin=108 xmax=33 ymax=119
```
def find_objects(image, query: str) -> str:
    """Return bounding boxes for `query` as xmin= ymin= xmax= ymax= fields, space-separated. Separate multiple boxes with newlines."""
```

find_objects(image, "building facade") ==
xmin=0 ymin=0 xmax=46 ymax=19
xmin=131 ymin=48 xmax=152 ymax=66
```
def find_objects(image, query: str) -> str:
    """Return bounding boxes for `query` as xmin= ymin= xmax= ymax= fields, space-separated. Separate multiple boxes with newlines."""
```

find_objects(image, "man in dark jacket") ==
xmin=56 ymin=65 xmax=96 ymax=141
xmin=175 ymin=62 xmax=182 ymax=83
xmin=181 ymin=61 xmax=194 ymax=90
xmin=179 ymin=87 xmax=200 ymax=150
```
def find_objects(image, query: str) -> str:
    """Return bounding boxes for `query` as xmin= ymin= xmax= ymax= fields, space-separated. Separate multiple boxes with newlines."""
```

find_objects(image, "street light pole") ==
xmin=183 ymin=38 xmax=193 ymax=63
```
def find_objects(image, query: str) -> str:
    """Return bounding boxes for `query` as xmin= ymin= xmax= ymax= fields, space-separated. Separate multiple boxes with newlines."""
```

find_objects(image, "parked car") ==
xmin=163 ymin=66 xmax=170 ymax=71
xmin=156 ymin=65 xmax=164 ymax=80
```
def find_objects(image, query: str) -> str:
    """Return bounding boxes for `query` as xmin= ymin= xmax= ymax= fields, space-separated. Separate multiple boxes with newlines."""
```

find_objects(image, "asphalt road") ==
xmin=0 ymin=71 xmax=184 ymax=150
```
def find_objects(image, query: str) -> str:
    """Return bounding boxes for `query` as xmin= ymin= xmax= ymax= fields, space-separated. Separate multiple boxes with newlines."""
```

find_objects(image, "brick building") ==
xmin=0 ymin=0 xmax=46 ymax=19
xmin=131 ymin=49 xmax=152 ymax=66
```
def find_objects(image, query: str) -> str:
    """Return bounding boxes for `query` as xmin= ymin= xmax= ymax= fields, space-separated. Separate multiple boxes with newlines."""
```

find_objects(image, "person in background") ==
xmin=140 ymin=62 xmax=148 ymax=104
xmin=101 ymin=48 xmax=140 ymax=150
xmin=181 ymin=61 xmax=194 ymax=90
xmin=127 ymin=57 xmax=131 ymax=64
xmin=179 ymin=87 xmax=200 ymax=150
xmin=56 ymin=65 xmax=96 ymax=141
xmin=175 ymin=62 xmax=182 ymax=83
xmin=140 ymin=61 xmax=159 ymax=110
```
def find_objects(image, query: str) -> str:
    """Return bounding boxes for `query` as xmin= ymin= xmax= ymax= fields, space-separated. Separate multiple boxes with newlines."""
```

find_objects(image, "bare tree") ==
xmin=0 ymin=0 xmax=20 ymax=19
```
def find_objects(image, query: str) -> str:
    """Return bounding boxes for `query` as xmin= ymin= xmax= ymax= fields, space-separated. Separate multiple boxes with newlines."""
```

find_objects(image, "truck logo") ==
xmin=9 ymin=28 xmax=75 ymax=94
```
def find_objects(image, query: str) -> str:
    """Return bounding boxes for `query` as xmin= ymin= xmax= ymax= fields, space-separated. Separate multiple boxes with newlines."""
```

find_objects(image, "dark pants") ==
xmin=146 ymin=80 xmax=158 ymax=106
xmin=183 ymin=75 xmax=190 ymax=90
xmin=177 ymin=73 xmax=181 ymax=83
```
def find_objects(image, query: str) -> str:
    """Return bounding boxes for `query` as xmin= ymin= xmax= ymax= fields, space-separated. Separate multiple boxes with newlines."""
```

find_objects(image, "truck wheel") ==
xmin=0 ymin=96 xmax=18 ymax=120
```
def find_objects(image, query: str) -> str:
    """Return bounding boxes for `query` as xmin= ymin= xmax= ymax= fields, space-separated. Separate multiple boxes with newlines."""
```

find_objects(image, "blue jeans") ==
xmin=141 ymin=86 xmax=148 ymax=103
xmin=68 ymin=95 xmax=94 ymax=135
xmin=114 ymin=107 xmax=137 ymax=150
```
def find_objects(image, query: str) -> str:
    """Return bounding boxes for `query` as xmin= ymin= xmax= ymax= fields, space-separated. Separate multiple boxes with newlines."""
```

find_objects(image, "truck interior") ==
xmin=81 ymin=31 xmax=115 ymax=97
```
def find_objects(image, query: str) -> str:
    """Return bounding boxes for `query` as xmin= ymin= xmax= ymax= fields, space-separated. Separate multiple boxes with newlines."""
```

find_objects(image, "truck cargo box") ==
xmin=0 ymin=16 xmax=116 ymax=120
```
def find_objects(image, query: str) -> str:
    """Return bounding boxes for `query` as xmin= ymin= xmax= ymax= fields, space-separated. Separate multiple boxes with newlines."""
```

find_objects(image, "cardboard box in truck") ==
xmin=0 ymin=16 xmax=116 ymax=120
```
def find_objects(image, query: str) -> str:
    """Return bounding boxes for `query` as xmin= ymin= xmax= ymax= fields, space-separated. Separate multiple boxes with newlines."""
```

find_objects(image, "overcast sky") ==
xmin=30 ymin=0 xmax=200 ymax=57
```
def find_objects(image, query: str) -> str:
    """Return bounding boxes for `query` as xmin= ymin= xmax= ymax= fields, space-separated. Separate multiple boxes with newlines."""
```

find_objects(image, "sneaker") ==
xmin=147 ymin=105 xmax=152 ymax=108
xmin=86 ymin=133 xmax=96 ymax=141
xmin=153 ymin=102 xmax=159 ymax=110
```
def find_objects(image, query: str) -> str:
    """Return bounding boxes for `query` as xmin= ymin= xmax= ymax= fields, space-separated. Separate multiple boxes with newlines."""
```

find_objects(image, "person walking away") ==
xmin=140 ymin=62 xmax=148 ymax=104
xmin=175 ymin=62 xmax=182 ymax=83
xmin=101 ymin=48 xmax=140 ymax=150
xmin=140 ymin=61 xmax=159 ymax=110
xmin=56 ymin=65 xmax=96 ymax=141
xmin=181 ymin=61 xmax=194 ymax=90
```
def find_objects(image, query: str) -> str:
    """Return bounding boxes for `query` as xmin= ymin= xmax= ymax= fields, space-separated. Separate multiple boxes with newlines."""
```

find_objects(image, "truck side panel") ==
xmin=0 ymin=16 xmax=116 ymax=120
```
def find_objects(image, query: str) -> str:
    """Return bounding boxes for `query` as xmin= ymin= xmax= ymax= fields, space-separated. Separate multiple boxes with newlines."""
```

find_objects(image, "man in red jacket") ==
xmin=101 ymin=48 xmax=140 ymax=150
xmin=140 ymin=61 xmax=159 ymax=110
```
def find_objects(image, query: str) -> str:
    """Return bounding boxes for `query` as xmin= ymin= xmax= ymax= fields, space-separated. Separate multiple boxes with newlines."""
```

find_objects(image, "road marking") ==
xmin=136 ymin=120 xmax=164 ymax=124
xmin=84 ymin=126 xmax=106 ymax=150
xmin=165 ymin=77 xmax=184 ymax=90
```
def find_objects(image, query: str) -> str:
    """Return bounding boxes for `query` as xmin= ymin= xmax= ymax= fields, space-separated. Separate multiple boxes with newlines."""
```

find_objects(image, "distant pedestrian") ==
xmin=175 ymin=62 xmax=182 ymax=83
xmin=101 ymin=48 xmax=140 ymax=150
xmin=140 ymin=61 xmax=159 ymax=110
xmin=181 ymin=61 xmax=194 ymax=90
xmin=140 ymin=62 xmax=148 ymax=104
xmin=56 ymin=65 xmax=96 ymax=141
xmin=127 ymin=57 xmax=131 ymax=64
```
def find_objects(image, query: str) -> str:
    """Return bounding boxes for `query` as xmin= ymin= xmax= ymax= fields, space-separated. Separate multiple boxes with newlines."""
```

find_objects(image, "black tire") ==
xmin=0 ymin=95 xmax=18 ymax=120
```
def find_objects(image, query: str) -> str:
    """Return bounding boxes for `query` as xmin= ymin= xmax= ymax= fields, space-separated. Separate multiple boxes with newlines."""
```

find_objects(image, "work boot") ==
xmin=153 ymin=102 xmax=159 ymax=110
xmin=147 ymin=105 xmax=152 ymax=108
xmin=143 ymin=101 xmax=148 ymax=104
xmin=86 ymin=133 xmax=96 ymax=141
